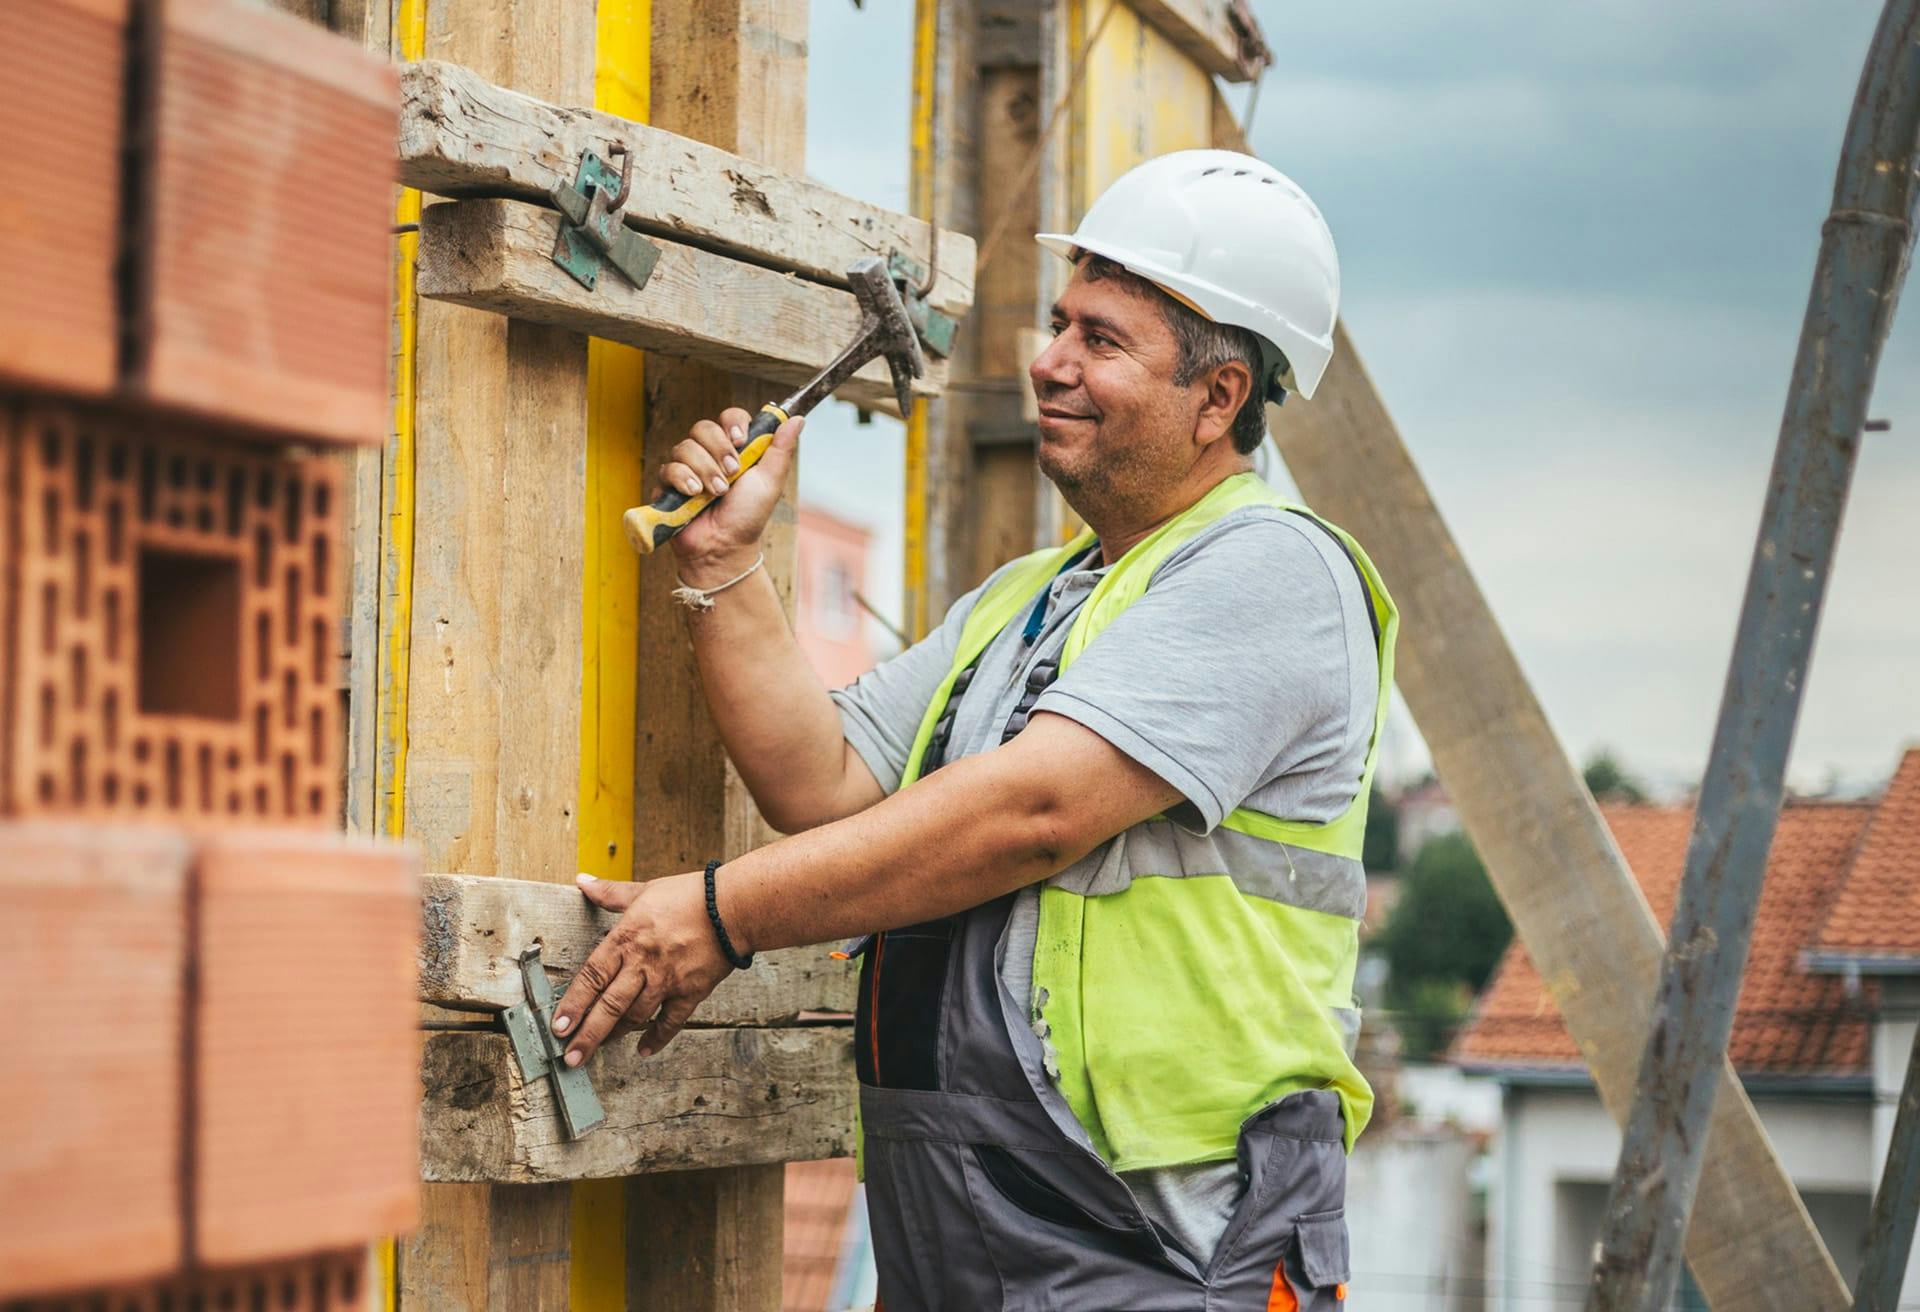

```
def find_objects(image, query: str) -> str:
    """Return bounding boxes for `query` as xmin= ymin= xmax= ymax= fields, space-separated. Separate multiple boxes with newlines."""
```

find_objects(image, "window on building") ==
xmin=819 ymin=560 xmax=857 ymax=640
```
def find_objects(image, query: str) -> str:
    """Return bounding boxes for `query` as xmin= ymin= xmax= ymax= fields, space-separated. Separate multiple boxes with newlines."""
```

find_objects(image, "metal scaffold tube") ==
xmin=1585 ymin=1 xmax=1920 ymax=1308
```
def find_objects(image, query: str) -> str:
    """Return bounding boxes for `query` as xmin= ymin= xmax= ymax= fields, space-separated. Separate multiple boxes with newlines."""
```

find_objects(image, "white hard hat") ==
xmin=1037 ymin=149 xmax=1340 ymax=400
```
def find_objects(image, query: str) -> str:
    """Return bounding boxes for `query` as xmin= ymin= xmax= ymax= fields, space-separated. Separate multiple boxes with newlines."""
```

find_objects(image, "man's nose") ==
xmin=1029 ymin=333 xmax=1076 ymax=391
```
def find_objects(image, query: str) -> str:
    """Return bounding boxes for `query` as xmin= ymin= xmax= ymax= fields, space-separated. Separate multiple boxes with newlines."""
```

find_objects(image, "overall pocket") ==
xmin=855 ymin=918 xmax=956 ymax=1089
xmin=1205 ymin=1091 xmax=1350 ymax=1307
xmin=958 ymin=1143 xmax=1198 ymax=1312
xmin=1264 ymin=1210 xmax=1350 ymax=1310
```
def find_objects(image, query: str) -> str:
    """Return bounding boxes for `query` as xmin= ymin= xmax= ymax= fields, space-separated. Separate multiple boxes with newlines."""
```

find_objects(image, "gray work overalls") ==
xmin=853 ymin=646 xmax=1353 ymax=1310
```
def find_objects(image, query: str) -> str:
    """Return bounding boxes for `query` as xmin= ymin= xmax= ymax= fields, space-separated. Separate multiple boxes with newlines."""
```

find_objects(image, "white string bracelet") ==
xmin=672 ymin=553 xmax=765 ymax=611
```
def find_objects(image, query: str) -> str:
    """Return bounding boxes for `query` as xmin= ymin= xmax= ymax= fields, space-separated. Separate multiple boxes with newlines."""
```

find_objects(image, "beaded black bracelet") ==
xmin=704 ymin=859 xmax=754 ymax=971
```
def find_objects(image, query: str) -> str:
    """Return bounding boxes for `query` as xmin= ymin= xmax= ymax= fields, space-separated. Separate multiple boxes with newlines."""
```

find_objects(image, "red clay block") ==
xmin=135 ymin=0 xmax=397 ymax=447
xmin=194 ymin=829 xmax=420 ymax=1264
xmin=0 ymin=821 xmax=190 ymax=1300
xmin=2 ymin=399 xmax=344 ymax=824
xmin=7 ymin=1248 xmax=370 ymax=1312
xmin=0 ymin=0 xmax=127 ymax=398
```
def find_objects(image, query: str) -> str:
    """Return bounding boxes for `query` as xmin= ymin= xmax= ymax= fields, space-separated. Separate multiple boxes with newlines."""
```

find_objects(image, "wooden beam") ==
xmin=398 ymin=59 xmax=976 ymax=318
xmin=1267 ymin=326 xmax=1850 ymax=1310
xmin=420 ymin=1027 xmax=854 ymax=1184
xmin=415 ymin=198 xmax=946 ymax=416
xmin=625 ymin=5 xmax=814 ymax=1308
xmin=1209 ymin=74 xmax=1848 ymax=1310
xmin=395 ymin=0 xmax=594 ymax=1305
xmin=418 ymin=872 xmax=856 ymax=1017
xmin=1124 ymin=0 xmax=1267 ymax=82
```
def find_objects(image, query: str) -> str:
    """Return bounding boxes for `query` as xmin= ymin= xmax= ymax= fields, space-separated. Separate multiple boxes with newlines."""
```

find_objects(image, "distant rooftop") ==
xmin=1452 ymin=748 xmax=1920 ymax=1081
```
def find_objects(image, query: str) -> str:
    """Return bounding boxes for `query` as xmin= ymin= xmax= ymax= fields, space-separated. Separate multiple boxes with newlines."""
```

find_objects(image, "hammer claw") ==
xmin=622 ymin=256 xmax=932 ymax=555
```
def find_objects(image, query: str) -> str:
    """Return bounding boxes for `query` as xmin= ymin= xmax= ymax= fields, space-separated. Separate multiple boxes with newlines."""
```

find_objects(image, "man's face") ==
xmin=1029 ymin=262 xmax=1198 ymax=504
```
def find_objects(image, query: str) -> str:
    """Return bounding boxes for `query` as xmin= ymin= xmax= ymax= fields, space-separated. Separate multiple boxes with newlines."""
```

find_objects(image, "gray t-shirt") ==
xmin=831 ymin=500 xmax=1378 ymax=1262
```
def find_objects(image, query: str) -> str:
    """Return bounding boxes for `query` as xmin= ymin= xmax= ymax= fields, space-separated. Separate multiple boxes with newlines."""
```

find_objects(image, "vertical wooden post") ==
xmin=395 ymin=1 xmax=595 ymax=1307
xmin=625 ymin=4 xmax=808 ymax=1309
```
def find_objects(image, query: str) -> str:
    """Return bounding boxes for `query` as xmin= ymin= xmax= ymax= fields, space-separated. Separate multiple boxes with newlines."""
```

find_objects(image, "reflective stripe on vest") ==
xmin=899 ymin=473 xmax=1399 ymax=1166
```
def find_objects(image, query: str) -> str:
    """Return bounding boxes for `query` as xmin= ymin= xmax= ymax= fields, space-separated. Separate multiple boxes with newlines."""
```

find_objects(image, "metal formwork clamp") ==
xmin=499 ymin=944 xmax=607 ymax=1140
xmin=549 ymin=145 xmax=662 ymax=293
xmin=886 ymin=249 xmax=957 ymax=360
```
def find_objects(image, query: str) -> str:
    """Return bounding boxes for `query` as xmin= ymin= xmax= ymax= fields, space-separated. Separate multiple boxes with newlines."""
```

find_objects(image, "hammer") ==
xmin=623 ymin=256 xmax=926 ymax=554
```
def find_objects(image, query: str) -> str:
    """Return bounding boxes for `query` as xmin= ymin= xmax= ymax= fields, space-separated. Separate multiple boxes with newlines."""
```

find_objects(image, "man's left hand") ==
xmin=550 ymin=872 xmax=733 ymax=1066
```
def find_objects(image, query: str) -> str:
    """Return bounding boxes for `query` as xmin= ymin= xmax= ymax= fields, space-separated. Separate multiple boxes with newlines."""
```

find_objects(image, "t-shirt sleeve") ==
xmin=1032 ymin=510 xmax=1374 ymax=833
xmin=828 ymin=568 xmax=998 ymax=794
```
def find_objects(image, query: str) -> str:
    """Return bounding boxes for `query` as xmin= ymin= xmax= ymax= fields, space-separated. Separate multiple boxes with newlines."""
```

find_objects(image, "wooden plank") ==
xmin=1209 ymin=95 xmax=1846 ymax=1312
xmin=626 ymin=5 xmax=814 ymax=1308
xmin=415 ymin=198 xmax=947 ymax=416
xmin=399 ymin=58 xmax=976 ymax=318
xmin=396 ymin=0 xmax=593 ymax=1305
xmin=418 ymin=872 xmax=857 ymax=1017
xmin=419 ymin=1027 xmax=855 ymax=1184
xmin=965 ymin=61 xmax=1043 ymax=594
xmin=1267 ymin=325 xmax=1851 ymax=1310
xmin=1125 ymin=0 xmax=1267 ymax=82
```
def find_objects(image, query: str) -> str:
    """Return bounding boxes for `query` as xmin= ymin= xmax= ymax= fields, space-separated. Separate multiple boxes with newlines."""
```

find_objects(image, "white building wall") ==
xmin=1869 ymin=983 xmax=1920 ymax=1309
xmin=1482 ymin=1080 xmax=1873 ymax=1311
xmin=1346 ymin=1129 xmax=1481 ymax=1311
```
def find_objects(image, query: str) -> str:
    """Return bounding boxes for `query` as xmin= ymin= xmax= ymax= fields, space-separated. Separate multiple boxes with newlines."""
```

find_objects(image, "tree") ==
xmin=1377 ymin=831 xmax=1514 ymax=1059
xmin=1362 ymin=781 xmax=1399 ymax=872
xmin=1583 ymin=749 xmax=1648 ymax=804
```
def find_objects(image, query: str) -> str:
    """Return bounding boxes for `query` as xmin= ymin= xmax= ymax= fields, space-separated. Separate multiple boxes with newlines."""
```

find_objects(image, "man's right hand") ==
xmin=657 ymin=406 xmax=805 ymax=578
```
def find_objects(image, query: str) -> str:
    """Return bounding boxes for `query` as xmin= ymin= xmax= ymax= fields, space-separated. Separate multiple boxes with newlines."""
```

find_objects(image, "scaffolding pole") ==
xmin=1585 ymin=2 xmax=1920 ymax=1307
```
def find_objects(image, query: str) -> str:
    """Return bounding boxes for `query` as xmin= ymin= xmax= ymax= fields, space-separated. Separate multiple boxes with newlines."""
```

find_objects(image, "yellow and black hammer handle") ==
xmin=622 ymin=404 xmax=789 ymax=555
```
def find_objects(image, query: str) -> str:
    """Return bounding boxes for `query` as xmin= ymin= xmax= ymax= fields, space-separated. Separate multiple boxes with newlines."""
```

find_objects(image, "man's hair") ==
xmin=1078 ymin=253 xmax=1269 ymax=455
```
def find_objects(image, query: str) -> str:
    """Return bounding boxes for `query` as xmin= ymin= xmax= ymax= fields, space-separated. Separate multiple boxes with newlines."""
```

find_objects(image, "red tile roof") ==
xmin=1452 ymin=795 xmax=1881 ymax=1078
xmin=1809 ymin=749 xmax=1920 ymax=964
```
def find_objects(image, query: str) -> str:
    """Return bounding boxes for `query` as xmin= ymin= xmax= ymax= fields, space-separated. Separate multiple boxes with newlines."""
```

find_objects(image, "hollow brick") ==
xmin=0 ymin=398 xmax=344 ymax=825
xmin=2 ymin=1248 xmax=369 ymax=1312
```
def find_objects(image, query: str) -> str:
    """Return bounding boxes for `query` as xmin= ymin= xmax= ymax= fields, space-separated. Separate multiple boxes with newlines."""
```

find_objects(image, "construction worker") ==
xmin=552 ymin=149 xmax=1393 ymax=1310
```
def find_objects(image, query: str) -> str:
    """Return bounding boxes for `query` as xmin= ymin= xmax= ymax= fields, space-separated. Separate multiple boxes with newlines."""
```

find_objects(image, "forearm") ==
xmin=679 ymin=545 xmax=873 ymax=830
xmin=717 ymin=715 xmax=1181 ymax=952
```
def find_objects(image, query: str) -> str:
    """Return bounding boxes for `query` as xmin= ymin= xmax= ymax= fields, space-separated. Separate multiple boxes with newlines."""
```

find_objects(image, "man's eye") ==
xmin=1049 ymin=323 xmax=1066 ymax=337
xmin=1087 ymin=332 xmax=1111 ymax=349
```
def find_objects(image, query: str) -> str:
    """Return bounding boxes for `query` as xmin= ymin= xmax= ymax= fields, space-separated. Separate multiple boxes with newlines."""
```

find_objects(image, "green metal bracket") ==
xmin=549 ymin=148 xmax=662 ymax=293
xmin=500 ymin=944 xmax=606 ymax=1140
xmin=887 ymin=250 xmax=958 ymax=359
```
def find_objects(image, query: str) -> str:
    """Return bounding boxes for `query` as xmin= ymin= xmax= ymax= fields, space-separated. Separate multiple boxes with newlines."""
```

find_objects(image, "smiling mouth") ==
xmin=1038 ymin=409 xmax=1094 ymax=421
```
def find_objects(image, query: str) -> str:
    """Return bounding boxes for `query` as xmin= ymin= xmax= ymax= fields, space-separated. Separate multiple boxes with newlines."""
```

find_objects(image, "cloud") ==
xmin=800 ymin=1 xmax=1920 ymax=789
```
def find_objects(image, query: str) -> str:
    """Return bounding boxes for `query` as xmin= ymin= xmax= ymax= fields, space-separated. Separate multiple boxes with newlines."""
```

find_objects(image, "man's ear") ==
xmin=1194 ymin=359 xmax=1254 ymax=447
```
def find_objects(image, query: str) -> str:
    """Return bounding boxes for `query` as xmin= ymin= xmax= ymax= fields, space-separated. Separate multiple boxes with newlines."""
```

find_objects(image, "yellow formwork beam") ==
xmin=905 ymin=0 xmax=939 ymax=639
xmin=1079 ymin=0 xmax=1212 ymax=198
xmin=374 ymin=0 xmax=426 ymax=1304
xmin=572 ymin=2 xmax=651 ymax=1307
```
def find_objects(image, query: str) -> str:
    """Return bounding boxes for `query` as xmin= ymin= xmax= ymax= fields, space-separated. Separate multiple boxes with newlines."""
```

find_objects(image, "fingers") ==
xmin=564 ymin=960 xmax=644 ymax=1066
xmin=638 ymin=993 xmax=702 ymax=1058
xmin=552 ymin=937 xmax=623 ymax=1041
xmin=575 ymin=873 xmax=638 ymax=912
xmin=717 ymin=407 xmax=752 ymax=441
xmin=748 ymin=415 xmax=805 ymax=488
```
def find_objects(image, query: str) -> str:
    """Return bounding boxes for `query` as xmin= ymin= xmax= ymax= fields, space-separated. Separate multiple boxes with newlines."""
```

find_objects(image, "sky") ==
xmin=798 ymin=1 xmax=1919 ymax=797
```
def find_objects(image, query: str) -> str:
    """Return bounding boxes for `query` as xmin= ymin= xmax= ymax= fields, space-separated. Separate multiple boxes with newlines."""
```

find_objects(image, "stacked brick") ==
xmin=4 ymin=402 xmax=344 ymax=821
xmin=0 ymin=0 xmax=126 ymax=397
xmin=0 ymin=3 xmax=414 ymax=1308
